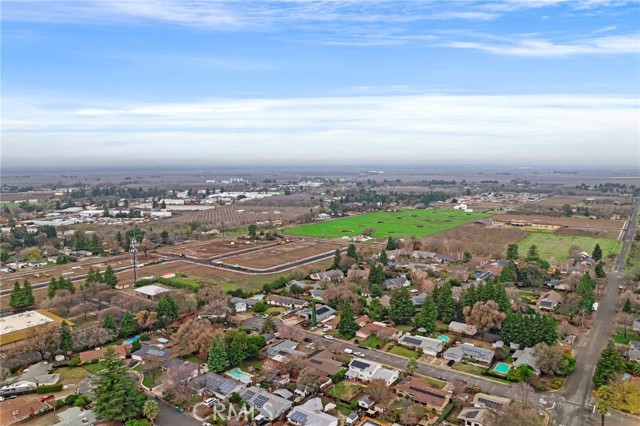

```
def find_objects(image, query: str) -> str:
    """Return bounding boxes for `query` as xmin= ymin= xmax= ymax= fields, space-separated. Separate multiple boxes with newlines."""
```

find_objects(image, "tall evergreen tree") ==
xmin=103 ymin=313 xmax=117 ymax=332
xmin=506 ymin=244 xmax=519 ymax=260
xmin=119 ymin=311 xmax=138 ymax=337
xmin=623 ymin=298 xmax=635 ymax=314
xmin=368 ymin=264 xmax=385 ymax=285
xmin=386 ymin=236 xmax=398 ymax=250
xmin=157 ymin=295 xmax=179 ymax=325
xmin=224 ymin=330 xmax=248 ymax=367
xmin=333 ymin=249 xmax=342 ymax=270
xmin=310 ymin=302 xmax=317 ymax=327
xmin=95 ymin=347 xmax=146 ymax=421
xmin=347 ymin=244 xmax=358 ymax=259
xmin=337 ymin=303 xmax=359 ymax=339
xmin=48 ymin=277 xmax=58 ymax=299
xmin=103 ymin=265 xmax=118 ymax=287
xmin=59 ymin=321 xmax=74 ymax=352
xmin=592 ymin=243 xmax=603 ymax=262
xmin=389 ymin=288 xmax=415 ymax=325
xmin=9 ymin=282 xmax=22 ymax=308
xmin=379 ymin=250 xmax=388 ymax=265
xmin=415 ymin=295 xmax=438 ymax=333
xmin=207 ymin=338 xmax=229 ymax=373
xmin=595 ymin=262 xmax=606 ymax=278
xmin=526 ymin=244 xmax=539 ymax=259
xmin=437 ymin=283 xmax=457 ymax=323
xmin=22 ymin=281 xmax=35 ymax=306
xmin=499 ymin=260 xmax=518 ymax=283
xmin=593 ymin=341 xmax=626 ymax=387
xmin=367 ymin=297 xmax=385 ymax=321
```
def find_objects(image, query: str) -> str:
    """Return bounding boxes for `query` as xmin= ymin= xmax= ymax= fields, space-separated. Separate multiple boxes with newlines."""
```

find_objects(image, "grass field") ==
xmin=387 ymin=344 xmax=420 ymax=359
xmin=518 ymin=233 xmax=621 ymax=261
xmin=286 ymin=209 xmax=491 ymax=238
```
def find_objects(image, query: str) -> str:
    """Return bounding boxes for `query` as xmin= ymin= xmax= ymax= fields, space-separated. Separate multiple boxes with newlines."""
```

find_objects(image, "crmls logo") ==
xmin=211 ymin=402 xmax=275 ymax=422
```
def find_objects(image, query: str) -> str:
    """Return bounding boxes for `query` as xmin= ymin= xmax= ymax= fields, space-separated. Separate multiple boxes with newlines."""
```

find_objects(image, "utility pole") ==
xmin=130 ymin=232 xmax=139 ymax=285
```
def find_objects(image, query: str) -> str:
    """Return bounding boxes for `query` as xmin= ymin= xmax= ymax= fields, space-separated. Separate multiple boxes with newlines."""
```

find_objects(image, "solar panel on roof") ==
xmin=242 ymin=390 xmax=255 ymax=400
xmin=147 ymin=348 xmax=166 ymax=357
xmin=403 ymin=337 xmax=422 ymax=346
xmin=310 ymin=359 xmax=321 ymax=365
xmin=317 ymin=306 xmax=330 ymax=315
xmin=218 ymin=381 xmax=237 ymax=395
xmin=289 ymin=411 xmax=309 ymax=424
xmin=477 ymin=397 xmax=503 ymax=409
xmin=254 ymin=395 xmax=270 ymax=408
xmin=351 ymin=360 xmax=370 ymax=370
xmin=408 ymin=385 xmax=446 ymax=401
xmin=467 ymin=410 xmax=479 ymax=419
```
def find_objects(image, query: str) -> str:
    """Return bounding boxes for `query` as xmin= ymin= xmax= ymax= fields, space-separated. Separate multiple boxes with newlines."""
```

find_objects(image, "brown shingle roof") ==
xmin=395 ymin=376 xmax=450 ymax=409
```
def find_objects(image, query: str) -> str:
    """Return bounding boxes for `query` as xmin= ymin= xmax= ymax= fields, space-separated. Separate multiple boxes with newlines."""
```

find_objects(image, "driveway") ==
xmin=155 ymin=399 xmax=202 ymax=426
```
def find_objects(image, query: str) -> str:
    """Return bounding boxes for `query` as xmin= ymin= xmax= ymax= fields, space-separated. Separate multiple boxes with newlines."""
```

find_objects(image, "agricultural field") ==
xmin=421 ymin=224 xmax=529 ymax=258
xmin=165 ymin=204 xmax=312 ymax=229
xmin=511 ymin=194 xmax=635 ymax=219
xmin=518 ymin=233 xmax=621 ymax=262
xmin=496 ymin=214 xmax=626 ymax=239
xmin=221 ymin=239 xmax=348 ymax=269
xmin=286 ymin=209 xmax=491 ymax=239
xmin=155 ymin=238 xmax=273 ymax=259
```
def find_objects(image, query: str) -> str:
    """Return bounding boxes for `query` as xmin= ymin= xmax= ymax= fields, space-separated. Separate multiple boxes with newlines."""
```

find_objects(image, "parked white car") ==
xmin=343 ymin=348 xmax=353 ymax=354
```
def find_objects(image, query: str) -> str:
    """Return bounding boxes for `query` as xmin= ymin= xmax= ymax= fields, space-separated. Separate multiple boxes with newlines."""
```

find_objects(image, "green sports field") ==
xmin=286 ymin=209 xmax=491 ymax=238
xmin=518 ymin=233 xmax=621 ymax=261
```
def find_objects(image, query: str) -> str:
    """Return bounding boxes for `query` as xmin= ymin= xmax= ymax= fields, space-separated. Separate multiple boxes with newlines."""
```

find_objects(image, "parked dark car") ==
xmin=358 ymin=345 xmax=369 ymax=350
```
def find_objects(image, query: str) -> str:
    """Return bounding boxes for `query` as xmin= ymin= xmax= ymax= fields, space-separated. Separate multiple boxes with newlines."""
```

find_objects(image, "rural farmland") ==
xmin=518 ymin=233 xmax=621 ymax=261
xmin=286 ymin=209 xmax=491 ymax=238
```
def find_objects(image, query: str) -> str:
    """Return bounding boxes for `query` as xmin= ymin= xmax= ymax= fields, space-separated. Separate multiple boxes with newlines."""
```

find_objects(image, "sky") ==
xmin=2 ymin=0 xmax=639 ymax=170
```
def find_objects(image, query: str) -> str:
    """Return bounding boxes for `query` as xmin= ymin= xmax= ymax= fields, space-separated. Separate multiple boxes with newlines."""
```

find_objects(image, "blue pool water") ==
xmin=251 ymin=294 xmax=265 ymax=300
xmin=123 ymin=335 xmax=139 ymax=345
xmin=438 ymin=335 xmax=450 ymax=342
xmin=493 ymin=362 xmax=511 ymax=374
xmin=227 ymin=368 xmax=252 ymax=383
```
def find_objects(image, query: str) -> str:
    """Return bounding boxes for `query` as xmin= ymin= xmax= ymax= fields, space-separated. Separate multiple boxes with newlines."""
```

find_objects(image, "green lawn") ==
xmin=326 ymin=381 xmax=363 ymax=401
xmin=362 ymin=335 xmax=384 ymax=348
xmin=452 ymin=362 xmax=488 ymax=376
xmin=286 ymin=209 xmax=491 ymax=238
xmin=187 ymin=356 xmax=203 ymax=364
xmin=54 ymin=367 xmax=91 ymax=384
xmin=83 ymin=361 xmax=108 ymax=374
xmin=143 ymin=370 xmax=163 ymax=388
xmin=518 ymin=233 xmax=621 ymax=261
xmin=613 ymin=329 xmax=640 ymax=345
xmin=395 ymin=324 xmax=414 ymax=333
xmin=387 ymin=344 xmax=419 ymax=359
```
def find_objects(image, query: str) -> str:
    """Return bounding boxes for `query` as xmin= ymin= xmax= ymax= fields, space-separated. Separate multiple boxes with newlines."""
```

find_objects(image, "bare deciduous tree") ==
xmin=463 ymin=300 xmax=507 ymax=332
xmin=174 ymin=318 xmax=223 ymax=359
xmin=368 ymin=379 xmax=393 ymax=404
xmin=533 ymin=343 xmax=565 ymax=375
xmin=513 ymin=382 xmax=534 ymax=408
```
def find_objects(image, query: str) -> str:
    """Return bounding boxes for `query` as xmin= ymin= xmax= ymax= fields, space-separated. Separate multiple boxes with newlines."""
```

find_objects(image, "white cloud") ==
xmin=3 ymin=93 xmax=637 ymax=167
xmin=446 ymin=32 xmax=640 ymax=56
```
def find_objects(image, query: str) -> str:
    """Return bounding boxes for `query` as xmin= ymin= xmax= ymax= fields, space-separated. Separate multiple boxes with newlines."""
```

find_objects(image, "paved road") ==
xmin=537 ymin=196 xmax=640 ymax=426
xmin=300 ymin=330 xmax=514 ymax=398
xmin=155 ymin=399 xmax=202 ymax=426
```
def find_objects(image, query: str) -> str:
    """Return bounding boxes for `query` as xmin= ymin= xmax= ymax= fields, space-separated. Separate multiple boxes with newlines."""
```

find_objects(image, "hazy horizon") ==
xmin=2 ymin=1 xmax=639 ymax=169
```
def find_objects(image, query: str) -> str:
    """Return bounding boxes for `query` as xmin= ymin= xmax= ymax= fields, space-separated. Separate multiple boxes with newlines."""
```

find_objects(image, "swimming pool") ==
xmin=226 ymin=368 xmax=253 ymax=384
xmin=123 ymin=335 xmax=139 ymax=345
xmin=493 ymin=362 xmax=511 ymax=374
xmin=251 ymin=294 xmax=265 ymax=300
xmin=438 ymin=335 xmax=450 ymax=343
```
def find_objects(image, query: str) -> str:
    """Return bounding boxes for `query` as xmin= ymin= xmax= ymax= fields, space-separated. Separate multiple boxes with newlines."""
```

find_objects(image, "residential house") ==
xmin=52 ymin=407 xmax=97 ymax=426
xmin=397 ymin=334 xmax=444 ymax=356
xmin=134 ymin=285 xmax=171 ymax=300
xmin=161 ymin=358 xmax=200 ymax=378
xmin=310 ymin=289 xmax=325 ymax=301
xmin=188 ymin=373 xmax=247 ymax=400
xmin=267 ymin=340 xmax=304 ymax=362
xmin=305 ymin=350 xmax=344 ymax=378
xmin=354 ymin=315 xmax=371 ymax=328
xmin=286 ymin=280 xmax=307 ymax=290
xmin=321 ymin=315 xmax=340 ymax=330
xmin=538 ymin=291 xmax=564 ymax=311
xmin=435 ymin=254 xmax=455 ymax=263
xmin=272 ymin=388 xmax=293 ymax=400
xmin=131 ymin=345 xmax=173 ymax=362
xmin=298 ymin=305 xmax=336 ymax=322
xmin=630 ymin=341 xmax=640 ymax=362
xmin=472 ymin=393 xmax=511 ymax=411
xmin=473 ymin=271 xmax=494 ymax=283
xmin=0 ymin=397 xmax=50 ymax=426
xmin=310 ymin=270 xmax=344 ymax=282
xmin=355 ymin=322 xmax=402 ymax=341
xmin=268 ymin=295 xmax=308 ymax=309
xmin=457 ymin=407 xmax=495 ymax=426
xmin=240 ymin=386 xmax=293 ymax=421
xmin=345 ymin=412 xmax=360 ymax=425
xmin=411 ymin=293 xmax=427 ymax=306
xmin=448 ymin=321 xmax=478 ymax=336
xmin=382 ymin=276 xmax=410 ymax=290
xmin=230 ymin=297 xmax=260 ymax=313
xmin=512 ymin=347 xmax=541 ymax=375
xmin=443 ymin=344 xmax=495 ymax=365
xmin=358 ymin=395 xmax=375 ymax=410
xmin=395 ymin=376 xmax=451 ymax=413
xmin=79 ymin=344 xmax=130 ymax=363
xmin=345 ymin=358 xmax=399 ymax=386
